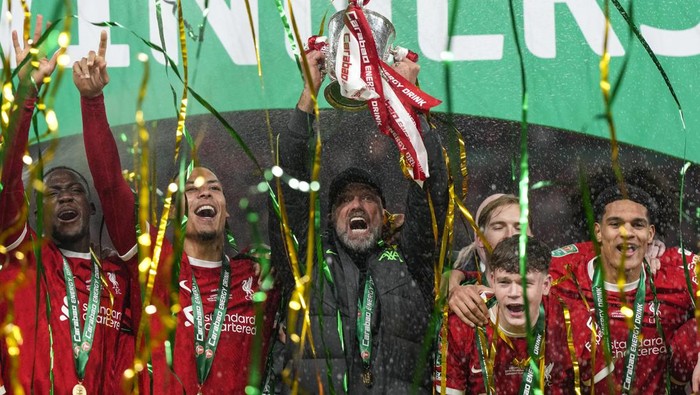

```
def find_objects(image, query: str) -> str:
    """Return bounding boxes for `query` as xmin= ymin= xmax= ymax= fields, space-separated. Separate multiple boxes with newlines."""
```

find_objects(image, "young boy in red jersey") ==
xmin=75 ymin=31 xmax=279 ymax=393
xmin=0 ymin=17 xmax=134 ymax=394
xmin=549 ymin=185 xmax=699 ymax=393
xmin=438 ymin=235 xmax=575 ymax=394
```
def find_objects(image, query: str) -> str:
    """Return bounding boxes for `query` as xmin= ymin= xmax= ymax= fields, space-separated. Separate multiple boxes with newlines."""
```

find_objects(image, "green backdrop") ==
xmin=4 ymin=0 xmax=699 ymax=162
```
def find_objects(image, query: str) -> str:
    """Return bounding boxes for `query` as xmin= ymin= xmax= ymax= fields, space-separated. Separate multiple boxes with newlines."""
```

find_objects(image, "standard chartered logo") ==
xmin=59 ymin=296 xmax=122 ymax=330
xmin=610 ymin=336 xmax=667 ymax=359
xmin=182 ymin=305 xmax=257 ymax=335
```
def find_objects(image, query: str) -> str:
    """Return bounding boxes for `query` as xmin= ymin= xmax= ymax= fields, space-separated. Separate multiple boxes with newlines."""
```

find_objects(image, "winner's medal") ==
xmin=62 ymin=253 xmax=102 ymax=392
xmin=72 ymin=383 xmax=87 ymax=395
xmin=191 ymin=256 xmax=231 ymax=390
xmin=362 ymin=367 xmax=374 ymax=386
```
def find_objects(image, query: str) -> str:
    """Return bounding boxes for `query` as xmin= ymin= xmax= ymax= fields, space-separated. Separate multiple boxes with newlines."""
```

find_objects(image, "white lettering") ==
xmin=523 ymin=0 xmax=624 ymax=58
xmin=417 ymin=0 xmax=503 ymax=61
xmin=149 ymin=0 xmax=179 ymax=65
xmin=195 ymin=0 xmax=259 ymax=65
xmin=67 ymin=0 xmax=130 ymax=66
xmin=640 ymin=22 xmax=700 ymax=57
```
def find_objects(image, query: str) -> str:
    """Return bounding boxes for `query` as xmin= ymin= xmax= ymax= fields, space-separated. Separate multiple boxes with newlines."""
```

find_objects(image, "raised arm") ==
xmin=268 ymin=49 xmax=325 ymax=290
xmin=75 ymin=31 xmax=137 ymax=258
xmin=397 ymin=61 xmax=449 ymax=302
xmin=0 ymin=16 xmax=58 ymax=253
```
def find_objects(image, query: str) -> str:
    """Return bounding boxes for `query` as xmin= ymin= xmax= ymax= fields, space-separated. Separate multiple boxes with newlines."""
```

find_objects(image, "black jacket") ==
xmin=269 ymin=109 xmax=448 ymax=394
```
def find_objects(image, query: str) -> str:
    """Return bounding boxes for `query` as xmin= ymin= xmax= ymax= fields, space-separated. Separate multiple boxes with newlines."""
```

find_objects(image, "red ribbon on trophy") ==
xmin=334 ymin=0 xmax=441 ymax=184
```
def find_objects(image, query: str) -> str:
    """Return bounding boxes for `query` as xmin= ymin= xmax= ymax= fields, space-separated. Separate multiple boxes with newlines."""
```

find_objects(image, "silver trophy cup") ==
xmin=323 ymin=7 xmax=396 ymax=111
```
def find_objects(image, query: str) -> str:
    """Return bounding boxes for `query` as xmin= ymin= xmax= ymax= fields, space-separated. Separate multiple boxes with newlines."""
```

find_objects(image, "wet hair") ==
xmin=43 ymin=166 xmax=91 ymax=198
xmin=489 ymin=235 xmax=551 ymax=274
xmin=453 ymin=194 xmax=521 ymax=270
xmin=593 ymin=184 xmax=657 ymax=224
xmin=477 ymin=194 xmax=520 ymax=230
xmin=571 ymin=167 xmax=674 ymax=239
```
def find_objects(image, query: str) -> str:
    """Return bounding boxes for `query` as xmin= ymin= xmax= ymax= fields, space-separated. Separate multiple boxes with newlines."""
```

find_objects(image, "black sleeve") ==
xmin=268 ymin=108 xmax=316 ymax=294
xmin=400 ymin=117 xmax=448 ymax=302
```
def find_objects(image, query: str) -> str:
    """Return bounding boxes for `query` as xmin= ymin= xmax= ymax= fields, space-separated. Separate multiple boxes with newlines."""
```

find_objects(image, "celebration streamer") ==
xmin=505 ymin=0 xmax=543 ymax=392
xmin=679 ymin=163 xmax=694 ymax=303
xmin=610 ymin=0 xmax=685 ymax=128
xmin=578 ymin=168 xmax=615 ymax=394
xmin=600 ymin=0 xmax=626 ymax=197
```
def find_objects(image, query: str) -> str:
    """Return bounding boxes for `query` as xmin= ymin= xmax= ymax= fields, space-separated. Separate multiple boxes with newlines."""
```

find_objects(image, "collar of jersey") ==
xmin=587 ymin=257 xmax=642 ymax=292
xmin=189 ymin=256 xmax=224 ymax=268
xmin=489 ymin=307 xmax=527 ymax=338
xmin=59 ymin=249 xmax=91 ymax=260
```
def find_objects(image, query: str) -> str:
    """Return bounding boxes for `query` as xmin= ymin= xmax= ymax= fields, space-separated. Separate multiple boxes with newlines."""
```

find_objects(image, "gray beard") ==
xmin=335 ymin=224 xmax=381 ymax=255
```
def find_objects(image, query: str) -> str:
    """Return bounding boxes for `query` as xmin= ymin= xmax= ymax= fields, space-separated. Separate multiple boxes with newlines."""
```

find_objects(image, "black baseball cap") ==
xmin=328 ymin=167 xmax=386 ymax=209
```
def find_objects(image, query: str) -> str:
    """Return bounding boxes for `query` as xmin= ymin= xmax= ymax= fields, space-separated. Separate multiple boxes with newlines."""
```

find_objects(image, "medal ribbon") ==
xmin=191 ymin=256 xmax=231 ymax=387
xmin=591 ymin=262 xmax=646 ymax=394
xmin=519 ymin=304 xmax=546 ymax=395
xmin=474 ymin=325 xmax=494 ymax=395
xmin=62 ymin=254 xmax=102 ymax=382
xmin=357 ymin=275 xmax=377 ymax=384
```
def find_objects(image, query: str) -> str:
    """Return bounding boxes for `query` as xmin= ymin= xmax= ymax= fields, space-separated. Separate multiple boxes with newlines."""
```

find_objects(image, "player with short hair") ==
xmin=438 ymin=235 xmax=575 ymax=394
xmin=549 ymin=184 xmax=699 ymax=393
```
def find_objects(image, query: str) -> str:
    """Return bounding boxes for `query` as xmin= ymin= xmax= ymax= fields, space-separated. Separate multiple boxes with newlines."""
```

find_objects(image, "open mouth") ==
xmin=57 ymin=210 xmax=78 ymax=221
xmin=349 ymin=216 xmax=368 ymax=231
xmin=506 ymin=304 xmax=525 ymax=314
xmin=616 ymin=244 xmax=638 ymax=254
xmin=195 ymin=205 xmax=217 ymax=218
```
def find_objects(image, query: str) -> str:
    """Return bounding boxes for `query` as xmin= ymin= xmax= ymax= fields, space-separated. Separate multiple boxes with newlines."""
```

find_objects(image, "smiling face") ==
xmin=43 ymin=168 xmax=94 ymax=252
xmin=184 ymin=167 xmax=229 ymax=242
xmin=489 ymin=268 xmax=551 ymax=333
xmin=331 ymin=182 xmax=383 ymax=254
xmin=595 ymin=199 xmax=655 ymax=283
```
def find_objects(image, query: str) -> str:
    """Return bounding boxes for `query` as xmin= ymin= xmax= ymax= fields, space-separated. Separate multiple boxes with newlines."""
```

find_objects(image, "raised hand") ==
xmin=12 ymin=15 xmax=60 ymax=90
xmin=297 ymin=49 xmax=326 ymax=113
xmin=72 ymin=30 xmax=110 ymax=98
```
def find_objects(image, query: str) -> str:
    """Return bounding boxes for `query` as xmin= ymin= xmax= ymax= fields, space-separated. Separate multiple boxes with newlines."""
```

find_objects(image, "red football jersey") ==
xmin=81 ymin=94 xmax=280 ymax=393
xmin=0 ymin=94 xmax=134 ymax=394
xmin=436 ymin=296 xmax=575 ymax=394
xmin=0 ymin=231 xmax=134 ymax=394
xmin=143 ymin=248 xmax=280 ymax=394
xmin=550 ymin=242 xmax=698 ymax=394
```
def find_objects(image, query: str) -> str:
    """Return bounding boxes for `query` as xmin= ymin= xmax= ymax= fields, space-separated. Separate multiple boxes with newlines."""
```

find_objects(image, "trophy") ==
xmin=322 ymin=7 xmax=397 ymax=111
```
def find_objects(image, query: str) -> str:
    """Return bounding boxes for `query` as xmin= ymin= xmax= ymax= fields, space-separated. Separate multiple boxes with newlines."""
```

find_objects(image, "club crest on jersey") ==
xmin=107 ymin=272 xmax=122 ymax=295
xmin=551 ymin=244 xmax=578 ymax=258
xmin=242 ymin=276 xmax=254 ymax=300
xmin=544 ymin=362 xmax=554 ymax=387
xmin=647 ymin=301 xmax=661 ymax=324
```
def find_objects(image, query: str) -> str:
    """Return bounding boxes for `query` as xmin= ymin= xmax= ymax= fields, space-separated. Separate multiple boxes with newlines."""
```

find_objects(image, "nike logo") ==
xmin=471 ymin=365 xmax=482 ymax=374
xmin=179 ymin=280 xmax=192 ymax=293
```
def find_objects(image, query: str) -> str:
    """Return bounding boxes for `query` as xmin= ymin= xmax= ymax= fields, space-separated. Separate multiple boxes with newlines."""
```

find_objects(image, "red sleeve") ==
xmin=81 ymin=94 xmax=137 ymax=257
xmin=670 ymin=318 xmax=698 ymax=384
xmin=0 ymin=85 xmax=37 ymax=253
xmin=437 ymin=313 xmax=475 ymax=393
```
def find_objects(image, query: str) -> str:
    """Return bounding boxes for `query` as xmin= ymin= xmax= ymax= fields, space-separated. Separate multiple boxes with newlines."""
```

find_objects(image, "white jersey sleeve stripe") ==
xmin=117 ymin=222 xmax=150 ymax=261
xmin=434 ymin=386 xmax=464 ymax=395
xmin=2 ymin=223 xmax=27 ymax=254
